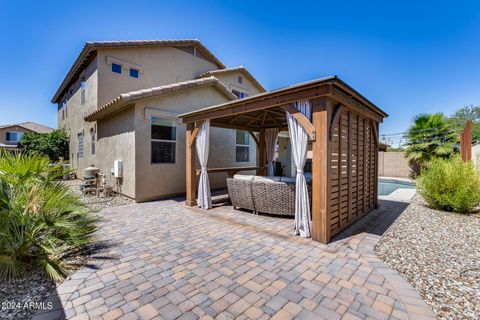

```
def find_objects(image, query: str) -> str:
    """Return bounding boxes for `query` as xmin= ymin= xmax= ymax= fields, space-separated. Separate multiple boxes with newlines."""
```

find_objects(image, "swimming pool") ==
xmin=378 ymin=179 xmax=415 ymax=196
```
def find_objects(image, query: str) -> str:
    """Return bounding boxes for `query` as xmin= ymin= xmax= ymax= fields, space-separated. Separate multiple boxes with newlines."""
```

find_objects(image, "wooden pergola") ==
xmin=179 ymin=76 xmax=388 ymax=243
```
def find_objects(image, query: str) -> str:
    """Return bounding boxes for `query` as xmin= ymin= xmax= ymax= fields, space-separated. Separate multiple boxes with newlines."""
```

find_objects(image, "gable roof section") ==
xmin=52 ymin=39 xmax=226 ymax=103
xmin=0 ymin=122 xmax=54 ymax=133
xmin=199 ymin=66 xmax=266 ymax=93
xmin=84 ymin=77 xmax=237 ymax=121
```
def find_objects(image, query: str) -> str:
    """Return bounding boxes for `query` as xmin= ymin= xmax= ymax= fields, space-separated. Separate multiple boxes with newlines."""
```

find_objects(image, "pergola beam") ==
xmin=248 ymin=130 xmax=259 ymax=147
xmin=181 ymin=85 xmax=331 ymax=123
xmin=329 ymin=87 xmax=383 ymax=123
xmin=185 ymin=123 xmax=197 ymax=206
xmin=282 ymin=104 xmax=316 ymax=140
xmin=328 ymin=104 xmax=344 ymax=140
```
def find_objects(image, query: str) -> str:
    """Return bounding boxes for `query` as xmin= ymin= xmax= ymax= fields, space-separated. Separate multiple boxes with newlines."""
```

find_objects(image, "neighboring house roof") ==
xmin=0 ymin=122 xmax=54 ymax=134
xmin=84 ymin=77 xmax=237 ymax=121
xmin=199 ymin=66 xmax=266 ymax=93
xmin=52 ymin=39 xmax=227 ymax=104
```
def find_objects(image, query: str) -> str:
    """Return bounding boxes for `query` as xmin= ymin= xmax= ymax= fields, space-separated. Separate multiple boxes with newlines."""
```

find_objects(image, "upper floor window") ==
xmin=130 ymin=68 xmax=139 ymax=78
xmin=61 ymin=98 xmax=68 ymax=119
xmin=238 ymin=76 xmax=243 ymax=84
xmin=91 ymin=127 xmax=96 ymax=156
xmin=78 ymin=132 xmax=84 ymax=159
xmin=6 ymin=131 xmax=24 ymax=142
xmin=235 ymin=130 xmax=250 ymax=162
xmin=151 ymin=117 xmax=176 ymax=164
xmin=112 ymin=63 xmax=122 ymax=74
xmin=80 ymin=79 xmax=86 ymax=105
xmin=232 ymin=90 xmax=248 ymax=99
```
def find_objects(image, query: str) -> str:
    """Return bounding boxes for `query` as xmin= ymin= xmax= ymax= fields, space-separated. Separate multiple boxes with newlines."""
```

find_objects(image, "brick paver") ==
xmin=33 ymin=199 xmax=435 ymax=319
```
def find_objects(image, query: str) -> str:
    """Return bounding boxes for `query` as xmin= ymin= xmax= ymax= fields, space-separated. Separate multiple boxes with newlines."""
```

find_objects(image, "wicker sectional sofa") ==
xmin=227 ymin=174 xmax=312 ymax=217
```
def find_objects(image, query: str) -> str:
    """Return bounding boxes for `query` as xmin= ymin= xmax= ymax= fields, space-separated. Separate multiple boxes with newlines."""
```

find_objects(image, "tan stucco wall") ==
xmin=210 ymin=71 xmax=263 ymax=96
xmin=96 ymin=46 xmax=220 ymax=107
xmin=0 ymin=126 xmax=33 ymax=144
xmin=96 ymin=107 xmax=136 ymax=198
xmin=378 ymin=151 xmax=411 ymax=178
xmin=57 ymin=57 xmax=98 ymax=176
xmin=133 ymin=86 xmax=257 ymax=202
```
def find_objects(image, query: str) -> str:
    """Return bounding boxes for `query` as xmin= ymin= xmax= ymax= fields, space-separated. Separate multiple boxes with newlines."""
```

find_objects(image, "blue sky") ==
xmin=0 ymin=1 xmax=479 ymax=135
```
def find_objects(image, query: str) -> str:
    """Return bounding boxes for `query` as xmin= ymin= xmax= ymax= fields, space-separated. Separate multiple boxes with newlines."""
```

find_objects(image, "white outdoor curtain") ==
xmin=286 ymin=100 xmax=312 ymax=238
xmin=196 ymin=120 xmax=212 ymax=209
xmin=265 ymin=128 xmax=279 ymax=176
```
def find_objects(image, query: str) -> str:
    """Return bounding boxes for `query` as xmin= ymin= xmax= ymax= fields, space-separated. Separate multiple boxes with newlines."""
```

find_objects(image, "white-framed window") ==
xmin=78 ymin=132 xmax=84 ymax=159
xmin=80 ymin=78 xmax=86 ymax=105
xmin=6 ymin=131 xmax=24 ymax=142
xmin=91 ymin=127 xmax=96 ymax=156
xmin=151 ymin=117 xmax=176 ymax=164
xmin=236 ymin=130 xmax=250 ymax=162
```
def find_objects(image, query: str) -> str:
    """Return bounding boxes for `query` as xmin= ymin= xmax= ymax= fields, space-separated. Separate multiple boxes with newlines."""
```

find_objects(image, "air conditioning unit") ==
xmin=114 ymin=159 xmax=123 ymax=178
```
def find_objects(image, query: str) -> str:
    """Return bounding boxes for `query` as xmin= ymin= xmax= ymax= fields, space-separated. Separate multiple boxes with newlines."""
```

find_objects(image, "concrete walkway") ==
xmin=33 ymin=198 xmax=435 ymax=320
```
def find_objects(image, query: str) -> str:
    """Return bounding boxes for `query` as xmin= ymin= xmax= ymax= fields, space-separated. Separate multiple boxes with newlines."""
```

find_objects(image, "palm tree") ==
xmin=0 ymin=152 xmax=97 ymax=281
xmin=404 ymin=113 xmax=458 ymax=170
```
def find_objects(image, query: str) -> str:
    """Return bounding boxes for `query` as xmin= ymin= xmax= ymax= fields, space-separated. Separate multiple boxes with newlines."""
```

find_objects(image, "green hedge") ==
xmin=417 ymin=155 xmax=480 ymax=213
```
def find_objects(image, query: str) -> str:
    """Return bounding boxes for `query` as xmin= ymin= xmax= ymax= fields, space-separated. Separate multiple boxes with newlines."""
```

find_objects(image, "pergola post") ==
xmin=258 ymin=128 xmax=266 ymax=176
xmin=186 ymin=122 xmax=197 ymax=206
xmin=311 ymin=97 xmax=332 ymax=243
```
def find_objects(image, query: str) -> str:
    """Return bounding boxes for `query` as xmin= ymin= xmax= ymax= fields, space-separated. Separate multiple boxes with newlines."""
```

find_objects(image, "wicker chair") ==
xmin=251 ymin=181 xmax=296 ymax=216
xmin=227 ymin=177 xmax=312 ymax=217
xmin=226 ymin=178 xmax=256 ymax=213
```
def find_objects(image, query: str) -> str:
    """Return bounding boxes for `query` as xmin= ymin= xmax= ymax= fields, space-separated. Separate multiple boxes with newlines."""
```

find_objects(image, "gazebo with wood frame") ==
xmin=179 ymin=76 xmax=388 ymax=243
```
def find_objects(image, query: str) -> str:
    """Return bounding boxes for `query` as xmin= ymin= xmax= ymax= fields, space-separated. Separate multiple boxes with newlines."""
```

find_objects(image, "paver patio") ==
xmin=33 ymin=198 xmax=435 ymax=320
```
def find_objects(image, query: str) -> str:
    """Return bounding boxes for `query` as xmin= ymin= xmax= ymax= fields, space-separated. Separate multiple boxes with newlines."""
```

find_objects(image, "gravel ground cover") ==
xmin=62 ymin=179 xmax=135 ymax=210
xmin=0 ymin=179 xmax=128 ymax=319
xmin=375 ymin=195 xmax=480 ymax=320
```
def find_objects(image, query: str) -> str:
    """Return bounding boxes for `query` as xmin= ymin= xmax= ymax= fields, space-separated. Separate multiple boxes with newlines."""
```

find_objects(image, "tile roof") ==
xmin=0 ymin=122 xmax=54 ymax=134
xmin=84 ymin=77 xmax=237 ymax=121
xmin=52 ymin=39 xmax=226 ymax=103
xmin=199 ymin=66 xmax=266 ymax=93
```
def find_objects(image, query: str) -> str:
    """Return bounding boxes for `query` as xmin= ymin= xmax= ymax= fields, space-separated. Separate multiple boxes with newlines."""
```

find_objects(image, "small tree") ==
xmin=404 ymin=113 xmax=457 ymax=170
xmin=19 ymin=129 xmax=69 ymax=162
xmin=448 ymin=105 xmax=480 ymax=142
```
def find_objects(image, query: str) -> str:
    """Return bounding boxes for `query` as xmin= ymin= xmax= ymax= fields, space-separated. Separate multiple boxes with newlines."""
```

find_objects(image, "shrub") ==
xmin=417 ymin=155 xmax=480 ymax=213
xmin=0 ymin=152 xmax=96 ymax=281
xmin=19 ymin=129 xmax=69 ymax=162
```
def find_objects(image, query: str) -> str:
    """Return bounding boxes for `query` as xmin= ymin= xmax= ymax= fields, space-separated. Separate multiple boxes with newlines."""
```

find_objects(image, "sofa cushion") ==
xmin=280 ymin=176 xmax=296 ymax=184
xmin=233 ymin=174 xmax=254 ymax=181
xmin=280 ymin=175 xmax=312 ymax=184
xmin=253 ymin=176 xmax=281 ymax=183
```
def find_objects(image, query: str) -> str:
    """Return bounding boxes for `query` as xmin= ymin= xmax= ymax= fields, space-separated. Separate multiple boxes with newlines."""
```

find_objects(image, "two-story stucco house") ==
xmin=52 ymin=40 xmax=265 ymax=202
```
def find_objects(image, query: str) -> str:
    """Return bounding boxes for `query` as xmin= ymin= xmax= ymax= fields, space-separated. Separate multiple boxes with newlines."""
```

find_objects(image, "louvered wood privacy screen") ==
xmin=329 ymin=109 xmax=378 ymax=237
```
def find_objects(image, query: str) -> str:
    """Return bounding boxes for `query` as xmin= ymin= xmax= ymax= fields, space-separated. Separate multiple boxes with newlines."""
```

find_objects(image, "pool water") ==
xmin=378 ymin=179 xmax=415 ymax=196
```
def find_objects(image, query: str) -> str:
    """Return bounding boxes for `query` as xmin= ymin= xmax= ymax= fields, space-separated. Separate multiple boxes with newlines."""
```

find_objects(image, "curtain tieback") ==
xmin=296 ymin=168 xmax=304 ymax=174
xmin=201 ymin=166 xmax=207 ymax=172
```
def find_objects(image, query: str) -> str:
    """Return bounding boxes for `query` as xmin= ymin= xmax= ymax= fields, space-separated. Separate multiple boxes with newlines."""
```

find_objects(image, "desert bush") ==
xmin=0 ymin=152 xmax=96 ymax=281
xmin=417 ymin=155 xmax=480 ymax=213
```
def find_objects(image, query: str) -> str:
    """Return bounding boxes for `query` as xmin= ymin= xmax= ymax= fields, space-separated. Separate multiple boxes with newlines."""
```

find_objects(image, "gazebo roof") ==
xmin=178 ymin=76 xmax=388 ymax=132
